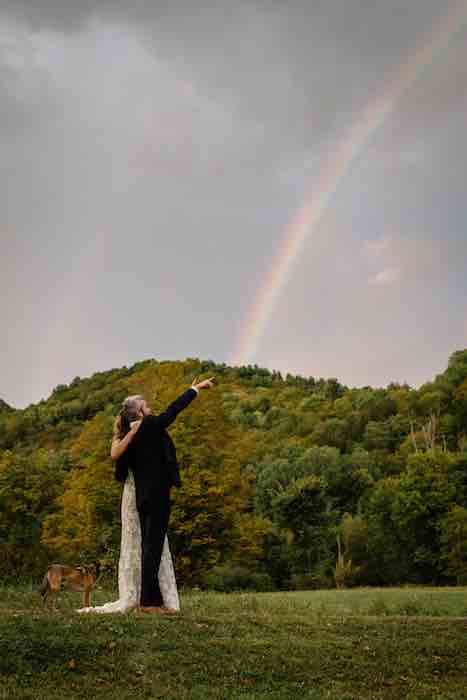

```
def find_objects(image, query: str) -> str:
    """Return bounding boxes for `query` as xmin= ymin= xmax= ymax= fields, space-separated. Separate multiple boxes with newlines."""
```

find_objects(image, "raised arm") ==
xmin=144 ymin=389 xmax=198 ymax=431
xmin=144 ymin=377 xmax=215 ymax=431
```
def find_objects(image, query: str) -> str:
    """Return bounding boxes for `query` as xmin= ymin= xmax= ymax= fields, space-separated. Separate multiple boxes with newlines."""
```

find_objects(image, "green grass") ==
xmin=0 ymin=585 xmax=466 ymax=699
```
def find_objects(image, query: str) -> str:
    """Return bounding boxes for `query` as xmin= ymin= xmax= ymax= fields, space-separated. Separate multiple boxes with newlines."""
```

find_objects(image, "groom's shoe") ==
xmin=139 ymin=606 xmax=178 ymax=615
xmin=139 ymin=606 xmax=165 ymax=614
xmin=161 ymin=607 xmax=178 ymax=615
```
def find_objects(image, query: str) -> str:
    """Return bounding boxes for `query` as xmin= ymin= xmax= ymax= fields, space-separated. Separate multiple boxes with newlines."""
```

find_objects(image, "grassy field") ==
xmin=0 ymin=584 xmax=466 ymax=699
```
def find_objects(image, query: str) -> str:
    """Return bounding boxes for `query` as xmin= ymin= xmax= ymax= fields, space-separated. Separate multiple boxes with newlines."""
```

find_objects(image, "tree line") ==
xmin=0 ymin=351 xmax=466 ymax=589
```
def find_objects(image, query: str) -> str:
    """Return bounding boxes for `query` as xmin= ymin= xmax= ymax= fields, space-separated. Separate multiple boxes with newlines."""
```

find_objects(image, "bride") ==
xmin=78 ymin=401 xmax=180 ymax=614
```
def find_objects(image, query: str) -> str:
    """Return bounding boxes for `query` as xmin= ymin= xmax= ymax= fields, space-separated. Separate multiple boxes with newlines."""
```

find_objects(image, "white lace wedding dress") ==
xmin=77 ymin=471 xmax=179 ymax=614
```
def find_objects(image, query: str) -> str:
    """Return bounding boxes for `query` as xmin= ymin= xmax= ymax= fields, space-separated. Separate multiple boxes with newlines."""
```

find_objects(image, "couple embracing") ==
xmin=78 ymin=375 xmax=214 ymax=615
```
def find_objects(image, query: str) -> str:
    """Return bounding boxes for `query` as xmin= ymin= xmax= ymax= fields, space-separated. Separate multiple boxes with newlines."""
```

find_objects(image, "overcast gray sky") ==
xmin=2 ymin=0 xmax=466 ymax=408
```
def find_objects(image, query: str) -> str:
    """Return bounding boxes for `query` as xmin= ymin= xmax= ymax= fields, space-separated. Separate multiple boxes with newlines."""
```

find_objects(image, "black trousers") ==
xmin=137 ymin=489 xmax=171 ymax=607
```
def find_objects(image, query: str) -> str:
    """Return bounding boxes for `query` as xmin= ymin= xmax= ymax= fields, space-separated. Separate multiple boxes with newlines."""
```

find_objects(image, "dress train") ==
xmin=77 ymin=471 xmax=179 ymax=613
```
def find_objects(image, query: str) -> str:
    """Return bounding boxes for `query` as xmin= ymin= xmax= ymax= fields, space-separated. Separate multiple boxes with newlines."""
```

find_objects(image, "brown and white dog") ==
xmin=40 ymin=562 xmax=101 ymax=609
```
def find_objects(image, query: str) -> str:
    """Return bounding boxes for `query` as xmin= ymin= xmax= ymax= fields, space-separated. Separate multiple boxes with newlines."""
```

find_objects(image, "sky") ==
xmin=1 ymin=0 xmax=466 ymax=408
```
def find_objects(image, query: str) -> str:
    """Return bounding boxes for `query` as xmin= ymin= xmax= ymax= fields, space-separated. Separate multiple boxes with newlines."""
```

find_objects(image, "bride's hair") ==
xmin=113 ymin=394 xmax=145 ymax=441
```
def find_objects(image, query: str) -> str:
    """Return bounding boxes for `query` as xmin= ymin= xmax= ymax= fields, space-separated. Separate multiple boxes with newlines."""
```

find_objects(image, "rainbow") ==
xmin=231 ymin=2 xmax=467 ymax=367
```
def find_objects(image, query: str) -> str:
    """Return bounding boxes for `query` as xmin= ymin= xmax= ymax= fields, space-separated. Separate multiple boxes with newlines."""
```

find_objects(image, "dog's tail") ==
xmin=39 ymin=571 xmax=50 ymax=598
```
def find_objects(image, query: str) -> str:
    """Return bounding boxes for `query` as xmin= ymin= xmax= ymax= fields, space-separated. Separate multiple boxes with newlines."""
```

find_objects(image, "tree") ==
xmin=0 ymin=448 xmax=69 ymax=575
xmin=361 ymin=477 xmax=410 ymax=584
xmin=439 ymin=506 xmax=467 ymax=583
xmin=41 ymin=413 xmax=119 ymax=562
xmin=393 ymin=453 xmax=457 ymax=582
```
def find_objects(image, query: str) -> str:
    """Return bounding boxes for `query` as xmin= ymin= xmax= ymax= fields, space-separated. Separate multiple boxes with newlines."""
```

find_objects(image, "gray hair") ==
xmin=121 ymin=394 xmax=144 ymax=421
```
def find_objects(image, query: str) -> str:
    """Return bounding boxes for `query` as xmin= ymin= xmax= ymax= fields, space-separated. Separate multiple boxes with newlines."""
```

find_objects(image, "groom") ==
xmin=119 ymin=376 xmax=214 ymax=613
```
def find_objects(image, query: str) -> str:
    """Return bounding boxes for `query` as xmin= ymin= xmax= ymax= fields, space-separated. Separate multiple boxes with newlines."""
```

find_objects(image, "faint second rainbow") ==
xmin=231 ymin=2 xmax=467 ymax=367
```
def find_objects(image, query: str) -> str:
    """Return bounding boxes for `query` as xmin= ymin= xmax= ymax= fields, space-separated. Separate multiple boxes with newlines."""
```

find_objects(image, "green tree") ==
xmin=0 ymin=448 xmax=69 ymax=576
xmin=439 ymin=506 xmax=467 ymax=583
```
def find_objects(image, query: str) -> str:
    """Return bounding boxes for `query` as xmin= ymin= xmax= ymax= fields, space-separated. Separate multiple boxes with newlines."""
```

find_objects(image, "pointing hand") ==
xmin=192 ymin=376 xmax=216 ymax=391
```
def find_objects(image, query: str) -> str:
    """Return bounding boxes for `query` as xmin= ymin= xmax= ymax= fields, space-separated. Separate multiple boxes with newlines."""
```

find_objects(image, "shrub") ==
xmin=202 ymin=564 xmax=274 ymax=592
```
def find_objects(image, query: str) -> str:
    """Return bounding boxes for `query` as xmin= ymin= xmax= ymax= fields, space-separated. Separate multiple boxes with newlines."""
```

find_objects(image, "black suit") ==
xmin=117 ymin=388 xmax=197 ymax=606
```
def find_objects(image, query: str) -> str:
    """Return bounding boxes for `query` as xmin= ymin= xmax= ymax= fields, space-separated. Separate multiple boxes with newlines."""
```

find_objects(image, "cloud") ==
xmin=362 ymin=236 xmax=402 ymax=286
xmin=369 ymin=267 xmax=402 ymax=286
xmin=361 ymin=233 xmax=444 ymax=288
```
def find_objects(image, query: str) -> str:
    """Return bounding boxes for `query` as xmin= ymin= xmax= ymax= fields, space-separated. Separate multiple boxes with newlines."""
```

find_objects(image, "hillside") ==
xmin=0 ymin=351 xmax=466 ymax=588
xmin=0 ymin=398 xmax=13 ymax=414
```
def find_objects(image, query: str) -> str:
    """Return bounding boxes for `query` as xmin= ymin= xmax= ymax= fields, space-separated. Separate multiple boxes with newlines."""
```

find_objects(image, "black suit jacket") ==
xmin=116 ymin=388 xmax=197 ymax=509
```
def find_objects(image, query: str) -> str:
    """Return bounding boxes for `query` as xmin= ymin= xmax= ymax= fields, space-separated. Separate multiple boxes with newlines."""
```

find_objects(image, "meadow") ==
xmin=1 ymin=585 xmax=466 ymax=699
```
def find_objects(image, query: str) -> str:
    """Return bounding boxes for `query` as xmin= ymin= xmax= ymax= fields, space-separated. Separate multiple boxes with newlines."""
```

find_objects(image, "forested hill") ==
xmin=0 ymin=399 xmax=13 ymax=414
xmin=1 ymin=351 xmax=466 ymax=589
